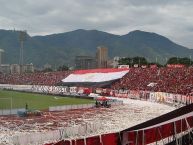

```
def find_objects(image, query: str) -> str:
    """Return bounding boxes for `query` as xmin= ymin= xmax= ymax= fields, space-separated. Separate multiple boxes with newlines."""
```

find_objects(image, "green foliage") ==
xmin=57 ymin=65 xmax=69 ymax=71
xmin=119 ymin=57 xmax=148 ymax=66
xmin=42 ymin=68 xmax=53 ymax=72
xmin=0 ymin=90 xmax=94 ymax=110
xmin=167 ymin=57 xmax=193 ymax=66
xmin=133 ymin=57 xmax=148 ymax=65
xmin=118 ymin=57 xmax=131 ymax=65
xmin=167 ymin=57 xmax=179 ymax=64
xmin=148 ymin=62 xmax=163 ymax=67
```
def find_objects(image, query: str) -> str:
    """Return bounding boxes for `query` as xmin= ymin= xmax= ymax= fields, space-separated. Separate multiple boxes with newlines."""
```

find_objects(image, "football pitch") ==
xmin=0 ymin=90 xmax=94 ymax=110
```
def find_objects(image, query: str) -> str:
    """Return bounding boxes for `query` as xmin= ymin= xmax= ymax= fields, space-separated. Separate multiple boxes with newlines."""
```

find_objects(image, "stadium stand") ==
xmin=44 ymin=104 xmax=193 ymax=145
xmin=0 ymin=67 xmax=193 ymax=95
xmin=112 ymin=67 xmax=193 ymax=95
xmin=0 ymin=71 xmax=71 ymax=86
xmin=0 ymin=67 xmax=193 ymax=145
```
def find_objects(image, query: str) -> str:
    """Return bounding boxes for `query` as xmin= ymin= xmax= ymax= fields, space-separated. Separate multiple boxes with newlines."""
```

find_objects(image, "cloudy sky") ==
xmin=0 ymin=0 xmax=193 ymax=48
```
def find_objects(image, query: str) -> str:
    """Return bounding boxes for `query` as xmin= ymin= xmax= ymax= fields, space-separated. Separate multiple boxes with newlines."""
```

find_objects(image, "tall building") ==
xmin=96 ymin=46 xmax=108 ymax=68
xmin=0 ymin=64 xmax=10 ymax=74
xmin=23 ymin=63 xmax=34 ymax=73
xmin=10 ymin=64 xmax=21 ymax=74
xmin=1 ymin=63 xmax=35 ymax=74
xmin=75 ymin=56 xmax=96 ymax=70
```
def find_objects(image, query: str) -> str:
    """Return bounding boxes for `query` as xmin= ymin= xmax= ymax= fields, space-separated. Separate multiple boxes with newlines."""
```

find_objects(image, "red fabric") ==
xmin=187 ymin=116 xmax=193 ymax=128
xmin=83 ymin=88 xmax=91 ymax=95
xmin=175 ymin=120 xmax=183 ymax=133
xmin=132 ymin=130 xmax=144 ymax=145
xmin=127 ymin=131 xmax=136 ymax=145
xmin=145 ymin=128 xmax=157 ymax=144
xmin=160 ymin=123 xmax=174 ymax=138
xmin=54 ymin=140 xmax=65 ymax=145
xmin=96 ymin=96 xmax=109 ymax=101
xmin=101 ymin=133 xmax=120 ymax=145
xmin=86 ymin=136 xmax=101 ymax=145
xmin=74 ymin=68 xmax=129 ymax=74
xmin=63 ymin=140 xmax=71 ymax=145
xmin=76 ymin=139 xmax=85 ymax=145
xmin=70 ymin=140 xmax=76 ymax=145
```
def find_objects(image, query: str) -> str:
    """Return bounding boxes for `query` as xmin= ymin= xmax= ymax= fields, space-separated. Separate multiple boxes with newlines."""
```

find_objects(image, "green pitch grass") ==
xmin=0 ymin=90 xmax=94 ymax=110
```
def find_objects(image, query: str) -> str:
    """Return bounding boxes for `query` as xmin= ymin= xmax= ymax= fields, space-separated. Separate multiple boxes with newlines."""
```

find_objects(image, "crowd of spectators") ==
xmin=111 ymin=67 xmax=193 ymax=95
xmin=0 ymin=71 xmax=71 ymax=86
xmin=0 ymin=67 xmax=193 ymax=95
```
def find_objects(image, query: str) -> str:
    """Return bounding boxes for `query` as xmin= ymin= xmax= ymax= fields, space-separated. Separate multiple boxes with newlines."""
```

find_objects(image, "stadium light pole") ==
xmin=0 ymin=49 xmax=4 ymax=72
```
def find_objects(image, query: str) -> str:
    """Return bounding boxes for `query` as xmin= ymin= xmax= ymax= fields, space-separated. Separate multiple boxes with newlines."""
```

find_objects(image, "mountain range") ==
xmin=0 ymin=29 xmax=192 ymax=67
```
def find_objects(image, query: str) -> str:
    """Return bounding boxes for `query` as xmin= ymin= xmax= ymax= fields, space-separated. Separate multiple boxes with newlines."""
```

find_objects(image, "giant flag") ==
xmin=61 ymin=68 xmax=129 ymax=87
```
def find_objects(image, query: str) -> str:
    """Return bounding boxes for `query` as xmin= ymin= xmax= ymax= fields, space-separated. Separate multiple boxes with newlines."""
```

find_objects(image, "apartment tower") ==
xmin=96 ymin=46 xmax=108 ymax=68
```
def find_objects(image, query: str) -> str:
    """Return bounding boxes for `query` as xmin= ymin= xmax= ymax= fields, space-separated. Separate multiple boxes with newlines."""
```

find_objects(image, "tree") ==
xmin=179 ymin=57 xmax=192 ymax=66
xmin=118 ymin=57 xmax=131 ymax=65
xmin=167 ymin=57 xmax=179 ymax=64
xmin=167 ymin=57 xmax=193 ymax=66
xmin=42 ymin=68 xmax=53 ymax=72
xmin=57 ymin=65 xmax=69 ymax=71
xmin=119 ymin=57 xmax=148 ymax=66
xmin=149 ymin=62 xmax=163 ymax=67
xmin=132 ymin=57 xmax=148 ymax=66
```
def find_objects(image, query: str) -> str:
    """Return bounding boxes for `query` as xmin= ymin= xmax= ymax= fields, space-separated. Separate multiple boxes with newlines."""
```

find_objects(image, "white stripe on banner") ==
xmin=62 ymin=70 xmax=129 ymax=83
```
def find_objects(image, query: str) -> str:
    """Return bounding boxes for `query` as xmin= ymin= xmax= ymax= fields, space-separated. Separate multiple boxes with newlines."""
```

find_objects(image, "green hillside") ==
xmin=0 ymin=29 xmax=193 ymax=67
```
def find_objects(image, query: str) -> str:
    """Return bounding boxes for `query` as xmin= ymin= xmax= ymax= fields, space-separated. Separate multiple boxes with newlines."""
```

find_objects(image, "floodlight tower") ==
xmin=19 ymin=30 xmax=27 ymax=73
xmin=0 ymin=49 xmax=4 ymax=65
xmin=0 ymin=49 xmax=4 ymax=72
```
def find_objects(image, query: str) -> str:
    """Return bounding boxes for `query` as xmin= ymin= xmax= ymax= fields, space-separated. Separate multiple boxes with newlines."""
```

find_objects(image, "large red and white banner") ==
xmin=62 ymin=68 xmax=129 ymax=83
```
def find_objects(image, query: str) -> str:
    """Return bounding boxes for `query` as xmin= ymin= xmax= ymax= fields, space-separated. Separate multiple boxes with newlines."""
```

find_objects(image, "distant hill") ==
xmin=0 ymin=29 xmax=193 ymax=67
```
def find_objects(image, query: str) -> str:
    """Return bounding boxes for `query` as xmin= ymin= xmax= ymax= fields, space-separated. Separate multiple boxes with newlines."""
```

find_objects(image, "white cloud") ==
xmin=0 ymin=0 xmax=193 ymax=48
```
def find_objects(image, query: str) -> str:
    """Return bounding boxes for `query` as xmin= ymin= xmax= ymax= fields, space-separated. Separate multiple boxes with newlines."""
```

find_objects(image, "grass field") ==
xmin=0 ymin=90 xmax=94 ymax=110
